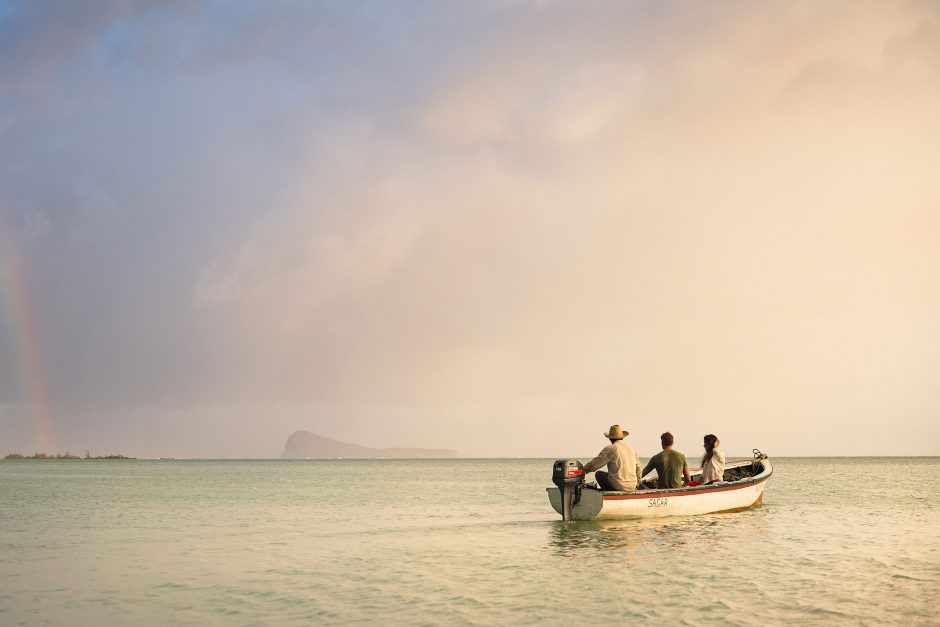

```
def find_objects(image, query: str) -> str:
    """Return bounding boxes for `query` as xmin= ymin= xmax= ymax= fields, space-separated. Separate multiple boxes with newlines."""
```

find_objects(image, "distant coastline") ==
xmin=4 ymin=452 xmax=133 ymax=460
xmin=282 ymin=430 xmax=457 ymax=459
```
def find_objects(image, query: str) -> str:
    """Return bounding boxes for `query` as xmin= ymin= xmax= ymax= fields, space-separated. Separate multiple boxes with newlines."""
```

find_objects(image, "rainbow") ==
xmin=0 ymin=216 xmax=55 ymax=452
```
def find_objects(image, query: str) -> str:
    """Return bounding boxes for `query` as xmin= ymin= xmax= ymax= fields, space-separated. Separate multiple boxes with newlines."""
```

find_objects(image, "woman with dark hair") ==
xmin=701 ymin=434 xmax=726 ymax=485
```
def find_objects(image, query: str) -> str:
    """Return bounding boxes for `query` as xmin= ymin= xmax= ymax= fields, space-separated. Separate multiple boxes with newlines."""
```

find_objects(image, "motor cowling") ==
xmin=552 ymin=459 xmax=584 ymax=488
xmin=552 ymin=459 xmax=584 ymax=521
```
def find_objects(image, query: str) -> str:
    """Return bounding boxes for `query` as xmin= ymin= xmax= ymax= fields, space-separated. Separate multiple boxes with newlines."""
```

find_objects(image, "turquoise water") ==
xmin=1 ymin=458 xmax=938 ymax=625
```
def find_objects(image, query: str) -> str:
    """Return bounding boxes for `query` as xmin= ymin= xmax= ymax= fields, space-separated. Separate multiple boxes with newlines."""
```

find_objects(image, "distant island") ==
xmin=4 ymin=452 xmax=133 ymax=459
xmin=282 ymin=431 xmax=457 ymax=459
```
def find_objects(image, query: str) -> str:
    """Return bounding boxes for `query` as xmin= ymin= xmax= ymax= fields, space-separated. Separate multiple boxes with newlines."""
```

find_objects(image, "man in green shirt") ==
xmin=641 ymin=432 xmax=692 ymax=489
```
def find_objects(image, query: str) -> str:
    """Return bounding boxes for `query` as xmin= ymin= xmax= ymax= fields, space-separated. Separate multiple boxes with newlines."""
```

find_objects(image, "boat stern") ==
xmin=546 ymin=486 xmax=604 ymax=521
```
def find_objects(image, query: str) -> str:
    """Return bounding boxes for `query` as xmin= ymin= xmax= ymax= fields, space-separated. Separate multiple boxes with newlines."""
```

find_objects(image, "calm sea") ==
xmin=1 ymin=457 xmax=938 ymax=625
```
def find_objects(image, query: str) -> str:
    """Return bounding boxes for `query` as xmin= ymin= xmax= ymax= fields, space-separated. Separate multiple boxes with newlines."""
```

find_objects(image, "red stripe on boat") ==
xmin=602 ymin=477 xmax=767 ymax=500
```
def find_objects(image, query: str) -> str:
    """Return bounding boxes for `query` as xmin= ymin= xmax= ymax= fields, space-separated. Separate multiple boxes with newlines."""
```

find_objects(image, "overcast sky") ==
xmin=1 ymin=0 xmax=938 ymax=458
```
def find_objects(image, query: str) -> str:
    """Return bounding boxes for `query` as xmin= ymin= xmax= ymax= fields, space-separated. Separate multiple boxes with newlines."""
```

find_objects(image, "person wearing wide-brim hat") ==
xmin=581 ymin=424 xmax=644 ymax=492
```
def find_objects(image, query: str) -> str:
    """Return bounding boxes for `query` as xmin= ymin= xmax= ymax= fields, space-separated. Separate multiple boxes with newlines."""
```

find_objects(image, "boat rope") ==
xmin=752 ymin=448 xmax=768 ymax=473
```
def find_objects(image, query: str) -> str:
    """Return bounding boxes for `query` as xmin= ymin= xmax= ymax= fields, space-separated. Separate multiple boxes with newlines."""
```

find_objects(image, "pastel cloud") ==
xmin=0 ymin=1 xmax=938 ymax=457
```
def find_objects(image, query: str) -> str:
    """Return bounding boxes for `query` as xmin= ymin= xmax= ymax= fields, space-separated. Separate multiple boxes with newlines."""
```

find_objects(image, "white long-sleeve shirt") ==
xmin=583 ymin=440 xmax=643 ymax=491
xmin=701 ymin=447 xmax=726 ymax=484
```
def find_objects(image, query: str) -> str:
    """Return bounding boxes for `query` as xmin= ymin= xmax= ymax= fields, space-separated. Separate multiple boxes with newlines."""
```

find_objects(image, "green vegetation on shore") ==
xmin=4 ymin=451 xmax=134 ymax=460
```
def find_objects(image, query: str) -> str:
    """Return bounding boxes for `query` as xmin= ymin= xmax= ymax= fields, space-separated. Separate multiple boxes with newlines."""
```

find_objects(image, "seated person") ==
xmin=641 ymin=432 xmax=691 ymax=489
xmin=582 ymin=424 xmax=643 ymax=492
xmin=700 ymin=434 xmax=726 ymax=485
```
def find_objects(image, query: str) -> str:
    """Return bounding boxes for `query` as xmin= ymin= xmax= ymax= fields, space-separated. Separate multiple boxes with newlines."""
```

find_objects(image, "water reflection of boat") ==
xmin=548 ymin=450 xmax=772 ymax=521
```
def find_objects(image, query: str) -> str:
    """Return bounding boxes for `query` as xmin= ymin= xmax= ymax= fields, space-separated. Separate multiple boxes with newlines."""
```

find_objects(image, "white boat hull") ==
xmin=547 ymin=458 xmax=772 ymax=520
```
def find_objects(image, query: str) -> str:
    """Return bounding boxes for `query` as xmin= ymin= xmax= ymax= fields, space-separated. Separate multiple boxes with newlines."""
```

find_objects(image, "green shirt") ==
xmin=648 ymin=450 xmax=688 ymax=489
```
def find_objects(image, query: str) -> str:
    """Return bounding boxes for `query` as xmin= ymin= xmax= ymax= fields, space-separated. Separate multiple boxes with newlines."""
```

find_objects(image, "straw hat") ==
xmin=604 ymin=424 xmax=628 ymax=439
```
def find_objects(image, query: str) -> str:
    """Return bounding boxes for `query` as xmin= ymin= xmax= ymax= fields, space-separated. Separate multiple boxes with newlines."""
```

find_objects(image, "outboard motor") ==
xmin=552 ymin=459 xmax=584 ymax=522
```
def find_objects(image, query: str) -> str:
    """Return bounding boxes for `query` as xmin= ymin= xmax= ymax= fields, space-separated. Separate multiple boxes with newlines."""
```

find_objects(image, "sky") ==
xmin=1 ymin=0 xmax=938 ymax=458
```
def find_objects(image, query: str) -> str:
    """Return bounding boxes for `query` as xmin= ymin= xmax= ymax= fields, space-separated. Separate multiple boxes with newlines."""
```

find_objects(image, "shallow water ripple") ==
xmin=1 ymin=457 xmax=938 ymax=625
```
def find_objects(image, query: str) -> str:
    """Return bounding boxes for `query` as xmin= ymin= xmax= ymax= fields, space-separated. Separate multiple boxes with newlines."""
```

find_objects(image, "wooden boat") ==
xmin=547 ymin=450 xmax=772 ymax=520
